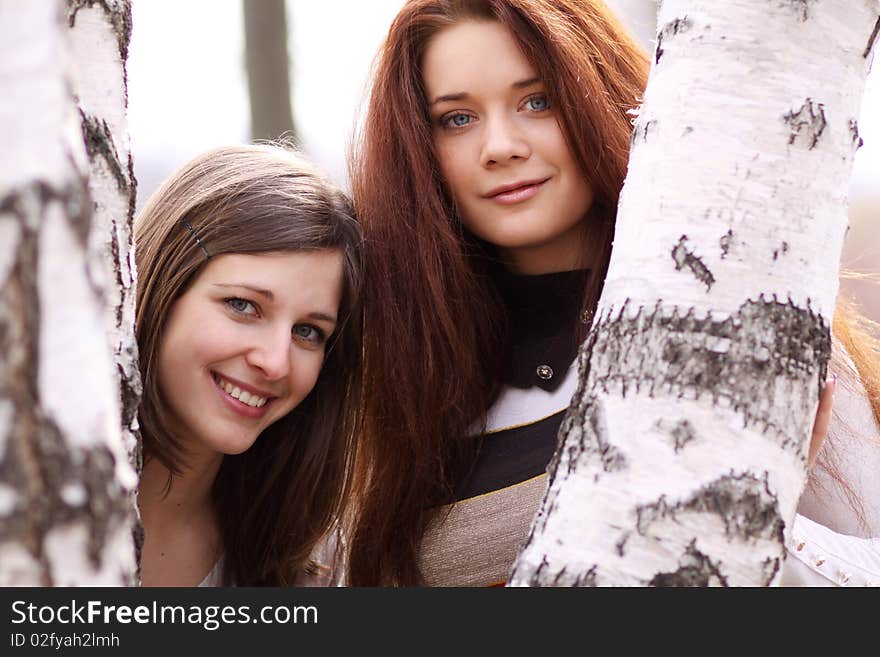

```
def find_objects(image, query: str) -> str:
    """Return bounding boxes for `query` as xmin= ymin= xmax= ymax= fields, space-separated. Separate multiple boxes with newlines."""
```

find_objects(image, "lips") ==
xmin=484 ymin=177 xmax=550 ymax=204
xmin=212 ymin=371 xmax=275 ymax=400
xmin=211 ymin=371 xmax=277 ymax=418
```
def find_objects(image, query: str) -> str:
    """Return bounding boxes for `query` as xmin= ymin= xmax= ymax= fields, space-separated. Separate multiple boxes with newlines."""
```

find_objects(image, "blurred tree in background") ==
xmin=243 ymin=0 xmax=296 ymax=142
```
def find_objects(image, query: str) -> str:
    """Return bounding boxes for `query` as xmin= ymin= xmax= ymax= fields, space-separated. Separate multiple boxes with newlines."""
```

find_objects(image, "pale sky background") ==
xmin=128 ymin=0 xmax=880 ymax=202
xmin=128 ymin=0 xmax=879 ymax=211
xmin=129 ymin=0 xmax=406 ymax=204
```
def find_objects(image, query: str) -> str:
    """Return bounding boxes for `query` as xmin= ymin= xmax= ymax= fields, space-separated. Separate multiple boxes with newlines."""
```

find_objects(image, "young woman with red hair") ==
xmin=347 ymin=0 xmax=879 ymax=586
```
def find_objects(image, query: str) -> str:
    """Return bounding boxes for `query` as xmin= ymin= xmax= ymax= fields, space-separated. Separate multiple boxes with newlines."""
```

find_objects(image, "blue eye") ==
xmin=293 ymin=324 xmax=326 ymax=346
xmin=525 ymin=94 xmax=550 ymax=112
xmin=225 ymin=297 xmax=257 ymax=315
xmin=441 ymin=112 xmax=473 ymax=129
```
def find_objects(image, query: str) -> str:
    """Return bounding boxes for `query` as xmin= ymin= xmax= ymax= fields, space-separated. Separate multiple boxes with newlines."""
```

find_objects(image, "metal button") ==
xmin=536 ymin=364 xmax=554 ymax=380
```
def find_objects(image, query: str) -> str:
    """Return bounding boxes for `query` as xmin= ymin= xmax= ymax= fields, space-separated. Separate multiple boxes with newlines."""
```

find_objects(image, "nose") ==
xmin=245 ymin=326 xmax=291 ymax=381
xmin=480 ymin=113 xmax=531 ymax=167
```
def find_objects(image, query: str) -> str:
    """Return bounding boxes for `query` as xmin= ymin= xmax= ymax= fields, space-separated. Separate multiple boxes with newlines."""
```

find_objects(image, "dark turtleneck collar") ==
xmin=495 ymin=268 xmax=590 ymax=392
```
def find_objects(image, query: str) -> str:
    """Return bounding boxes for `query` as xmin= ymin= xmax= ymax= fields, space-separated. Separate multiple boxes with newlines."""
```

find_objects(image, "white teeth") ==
xmin=215 ymin=375 xmax=268 ymax=408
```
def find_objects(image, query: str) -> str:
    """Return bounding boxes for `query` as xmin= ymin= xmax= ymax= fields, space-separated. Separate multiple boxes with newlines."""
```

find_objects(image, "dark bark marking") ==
xmin=68 ymin=0 xmax=133 ymax=64
xmin=762 ymin=555 xmax=782 ymax=583
xmin=773 ymin=241 xmax=789 ymax=261
xmin=780 ymin=0 xmax=814 ymax=21
xmin=572 ymin=566 xmax=598 ymax=586
xmin=80 ymin=111 xmax=130 ymax=194
xmin=586 ymin=296 xmax=830 ymax=447
xmin=671 ymin=235 xmax=715 ymax=291
xmin=110 ymin=219 xmax=124 ymax=312
xmin=630 ymin=118 xmax=657 ymax=147
xmin=864 ymin=15 xmax=880 ymax=58
xmin=719 ymin=229 xmax=733 ymax=259
xmin=783 ymin=99 xmax=826 ymax=150
xmin=849 ymin=119 xmax=864 ymax=152
xmin=518 ymin=553 xmax=550 ymax=586
xmin=544 ymin=295 xmax=832 ymax=490
xmin=125 ymin=149 xmax=138 ymax=257
xmin=1 ymin=413 xmax=131 ymax=575
xmin=118 ymin=362 xmax=142 ymax=431
xmin=655 ymin=16 xmax=692 ymax=64
xmin=670 ymin=419 xmax=697 ymax=452
xmin=648 ymin=540 xmax=729 ymax=587
xmin=521 ymin=553 xmax=598 ymax=587
xmin=1 ymin=182 xmax=92 ymax=246
xmin=556 ymin=392 xmax=627 ymax=481
xmin=635 ymin=472 xmax=784 ymax=566
xmin=0 ymin=209 xmax=49 ymax=574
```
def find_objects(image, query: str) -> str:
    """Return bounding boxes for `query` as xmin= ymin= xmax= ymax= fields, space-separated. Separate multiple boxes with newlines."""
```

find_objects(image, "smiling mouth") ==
xmin=211 ymin=372 xmax=269 ymax=408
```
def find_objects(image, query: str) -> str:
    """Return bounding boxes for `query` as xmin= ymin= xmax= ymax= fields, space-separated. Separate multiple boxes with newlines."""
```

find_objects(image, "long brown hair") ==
xmin=348 ymin=0 xmax=649 ymax=585
xmin=135 ymin=143 xmax=363 ymax=585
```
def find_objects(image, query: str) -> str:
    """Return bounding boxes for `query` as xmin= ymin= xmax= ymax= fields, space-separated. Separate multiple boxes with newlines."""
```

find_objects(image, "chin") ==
xmin=214 ymin=434 xmax=260 ymax=456
xmin=496 ymin=235 xmax=559 ymax=250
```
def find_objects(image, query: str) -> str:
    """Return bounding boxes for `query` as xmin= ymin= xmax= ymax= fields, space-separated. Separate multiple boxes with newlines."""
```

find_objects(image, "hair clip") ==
xmin=182 ymin=220 xmax=211 ymax=259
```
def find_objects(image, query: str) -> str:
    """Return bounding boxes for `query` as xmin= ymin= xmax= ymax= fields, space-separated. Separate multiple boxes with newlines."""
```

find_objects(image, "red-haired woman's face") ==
xmin=423 ymin=20 xmax=594 ymax=274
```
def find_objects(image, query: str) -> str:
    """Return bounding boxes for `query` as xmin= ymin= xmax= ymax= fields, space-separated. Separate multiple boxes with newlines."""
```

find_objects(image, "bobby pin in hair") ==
xmin=182 ymin=220 xmax=211 ymax=259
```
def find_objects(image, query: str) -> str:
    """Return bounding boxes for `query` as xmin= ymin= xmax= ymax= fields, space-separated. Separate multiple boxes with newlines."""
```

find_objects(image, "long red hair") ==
xmin=348 ymin=0 xmax=649 ymax=585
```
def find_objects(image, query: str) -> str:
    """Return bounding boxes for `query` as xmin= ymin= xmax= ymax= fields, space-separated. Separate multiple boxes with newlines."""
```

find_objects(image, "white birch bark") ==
xmin=0 ymin=0 xmax=138 ymax=585
xmin=67 ymin=0 xmax=141 ymax=510
xmin=511 ymin=0 xmax=880 ymax=586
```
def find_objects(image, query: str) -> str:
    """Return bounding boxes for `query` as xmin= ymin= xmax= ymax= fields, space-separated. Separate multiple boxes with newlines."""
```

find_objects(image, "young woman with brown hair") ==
xmin=348 ymin=0 xmax=879 ymax=586
xmin=135 ymin=143 xmax=362 ymax=586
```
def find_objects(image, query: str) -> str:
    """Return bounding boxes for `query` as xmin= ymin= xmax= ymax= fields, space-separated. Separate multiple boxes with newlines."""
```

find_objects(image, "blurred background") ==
xmin=127 ymin=0 xmax=879 ymax=321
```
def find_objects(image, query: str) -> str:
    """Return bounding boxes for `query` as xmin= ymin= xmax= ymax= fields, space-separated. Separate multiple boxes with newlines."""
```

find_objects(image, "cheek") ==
xmin=436 ymin=142 xmax=469 ymax=199
xmin=571 ymin=177 xmax=594 ymax=212
xmin=547 ymin=128 xmax=577 ymax=166
xmin=546 ymin=130 xmax=593 ymax=213
xmin=290 ymin=353 xmax=326 ymax=401
xmin=191 ymin=320 xmax=251 ymax=369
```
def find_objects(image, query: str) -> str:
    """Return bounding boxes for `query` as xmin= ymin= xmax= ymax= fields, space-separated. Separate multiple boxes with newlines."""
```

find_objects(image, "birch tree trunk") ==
xmin=511 ymin=0 xmax=880 ymax=586
xmin=0 ymin=0 xmax=138 ymax=585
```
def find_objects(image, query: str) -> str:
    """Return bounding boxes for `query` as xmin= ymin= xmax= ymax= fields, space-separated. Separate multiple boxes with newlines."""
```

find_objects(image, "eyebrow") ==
xmin=213 ymin=284 xmax=338 ymax=324
xmin=214 ymin=283 xmax=274 ymax=300
xmin=308 ymin=312 xmax=338 ymax=325
xmin=429 ymin=77 xmax=542 ymax=106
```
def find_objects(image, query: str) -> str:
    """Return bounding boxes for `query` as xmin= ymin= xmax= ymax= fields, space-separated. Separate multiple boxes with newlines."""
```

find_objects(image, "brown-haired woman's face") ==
xmin=423 ymin=20 xmax=594 ymax=274
xmin=156 ymin=250 xmax=343 ymax=459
